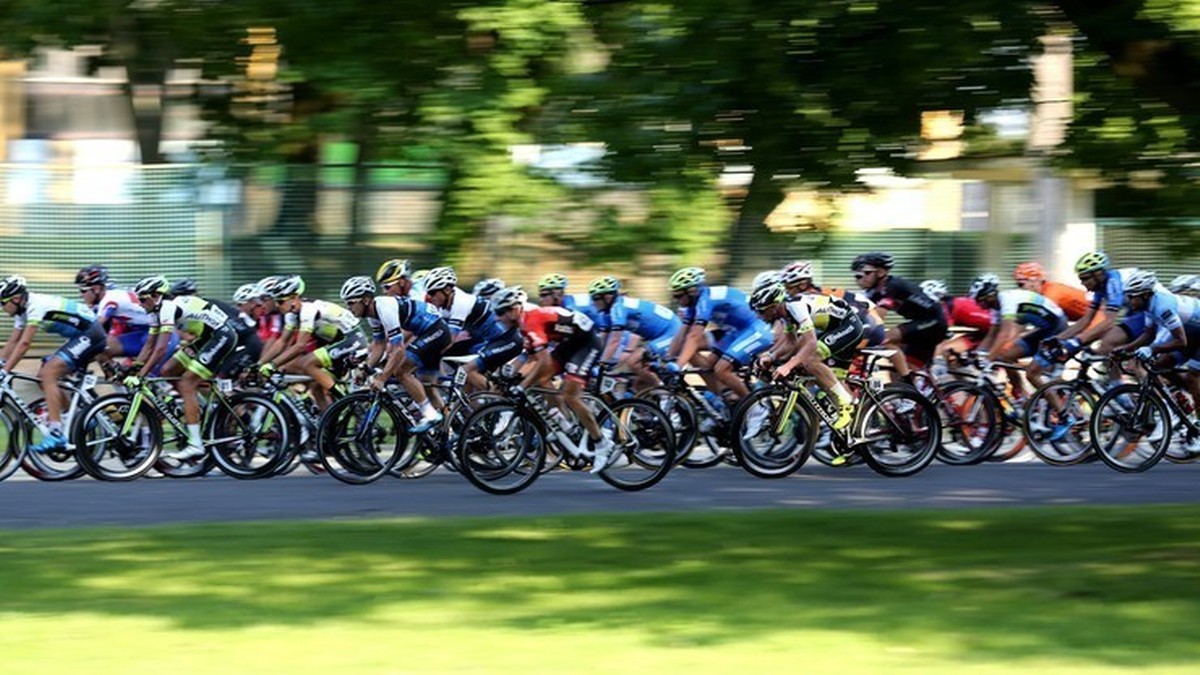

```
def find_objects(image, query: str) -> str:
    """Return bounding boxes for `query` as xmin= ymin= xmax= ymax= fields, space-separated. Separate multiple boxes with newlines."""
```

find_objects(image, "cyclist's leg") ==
xmin=714 ymin=322 xmax=773 ymax=399
xmin=557 ymin=335 xmax=603 ymax=440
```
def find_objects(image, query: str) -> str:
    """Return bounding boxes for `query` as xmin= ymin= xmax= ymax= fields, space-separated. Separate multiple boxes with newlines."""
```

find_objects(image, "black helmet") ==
xmin=75 ymin=264 xmax=109 ymax=286
xmin=850 ymin=252 xmax=895 ymax=271
xmin=169 ymin=278 xmax=198 ymax=297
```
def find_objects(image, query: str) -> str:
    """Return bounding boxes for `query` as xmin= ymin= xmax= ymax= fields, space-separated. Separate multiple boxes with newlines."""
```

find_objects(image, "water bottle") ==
xmin=1173 ymin=389 xmax=1195 ymax=417
xmin=701 ymin=390 xmax=728 ymax=418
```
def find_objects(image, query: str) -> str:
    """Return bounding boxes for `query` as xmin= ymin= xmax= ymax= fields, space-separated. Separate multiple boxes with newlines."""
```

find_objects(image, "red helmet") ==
xmin=1013 ymin=262 xmax=1045 ymax=283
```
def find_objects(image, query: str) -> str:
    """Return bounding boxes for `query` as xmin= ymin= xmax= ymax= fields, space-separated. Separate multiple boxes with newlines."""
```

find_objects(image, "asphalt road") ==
xmin=1 ymin=461 xmax=1198 ymax=529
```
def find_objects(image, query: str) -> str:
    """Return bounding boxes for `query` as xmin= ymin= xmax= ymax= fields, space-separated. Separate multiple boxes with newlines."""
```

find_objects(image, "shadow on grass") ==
xmin=1 ymin=506 xmax=1199 ymax=667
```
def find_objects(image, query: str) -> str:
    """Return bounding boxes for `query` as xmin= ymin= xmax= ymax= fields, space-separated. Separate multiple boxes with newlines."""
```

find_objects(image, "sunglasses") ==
xmin=78 ymin=286 xmax=96 ymax=294
xmin=853 ymin=269 xmax=879 ymax=280
xmin=538 ymin=290 xmax=555 ymax=297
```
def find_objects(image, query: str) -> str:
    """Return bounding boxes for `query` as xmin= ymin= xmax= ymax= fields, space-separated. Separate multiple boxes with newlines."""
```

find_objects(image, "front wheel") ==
xmin=852 ymin=385 xmax=940 ymax=477
xmin=72 ymin=393 xmax=163 ymax=481
xmin=934 ymin=382 xmax=1003 ymax=465
xmin=728 ymin=387 xmax=817 ymax=479
xmin=0 ymin=403 xmax=25 ymax=482
xmin=19 ymin=397 xmax=83 ymax=481
xmin=1090 ymin=384 xmax=1170 ymax=473
xmin=317 ymin=391 xmax=409 ymax=485
xmin=1022 ymin=381 xmax=1096 ymax=466
xmin=456 ymin=400 xmax=545 ymax=495
xmin=597 ymin=399 xmax=677 ymax=491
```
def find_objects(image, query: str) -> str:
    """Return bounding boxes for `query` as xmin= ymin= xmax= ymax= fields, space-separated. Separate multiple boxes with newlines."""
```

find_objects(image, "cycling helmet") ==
xmin=340 ymin=275 xmax=377 ymax=301
xmin=1013 ymin=261 xmax=1045 ymax=283
xmin=490 ymin=286 xmax=527 ymax=312
xmin=0 ymin=275 xmax=27 ymax=302
xmin=587 ymin=275 xmax=620 ymax=295
xmin=749 ymin=282 xmax=787 ymax=312
xmin=780 ymin=260 xmax=814 ymax=284
xmin=169 ymin=278 xmax=198 ymax=297
xmin=266 ymin=274 xmax=305 ymax=300
xmin=1074 ymin=251 xmax=1110 ymax=274
xmin=132 ymin=275 xmax=170 ymax=298
xmin=423 ymin=266 xmax=458 ymax=293
xmin=851 ymin=252 xmax=895 ymax=271
xmin=233 ymin=283 xmax=260 ymax=305
xmin=668 ymin=267 xmax=706 ymax=292
xmin=968 ymin=273 xmax=1001 ymax=300
xmin=919 ymin=279 xmax=949 ymax=303
xmin=537 ymin=273 xmax=569 ymax=292
xmin=1169 ymin=274 xmax=1199 ymax=293
xmin=1124 ymin=269 xmax=1158 ymax=295
xmin=75 ymin=264 xmax=109 ymax=286
xmin=472 ymin=277 xmax=505 ymax=299
xmin=751 ymin=270 xmax=781 ymax=292
xmin=375 ymin=259 xmax=412 ymax=285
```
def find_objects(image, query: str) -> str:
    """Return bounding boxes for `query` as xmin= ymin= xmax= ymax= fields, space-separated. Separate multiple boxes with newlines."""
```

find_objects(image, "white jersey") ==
xmin=12 ymin=292 xmax=96 ymax=337
xmin=286 ymin=300 xmax=362 ymax=342
xmin=94 ymin=288 xmax=152 ymax=332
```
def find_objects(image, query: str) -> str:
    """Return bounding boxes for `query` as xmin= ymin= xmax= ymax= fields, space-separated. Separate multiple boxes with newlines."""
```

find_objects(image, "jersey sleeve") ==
xmin=608 ymin=298 xmax=632 ymax=331
xmin=998 ymin=291 xmax=1019 ymax=321
xmin=297 ymin=303 xmax=318 ymax=333
xmin=692 ymin=289 xmax=714 ymax=326
xmin=521 ymin=310 xmax=550 ymax=352
xmin=156 ymin=300 xmax=178 ymax=333
xmin=1151 ymin=293 xmax=1183 ymax=331
xmin=784 ymin=300 xmax=815 ymax=334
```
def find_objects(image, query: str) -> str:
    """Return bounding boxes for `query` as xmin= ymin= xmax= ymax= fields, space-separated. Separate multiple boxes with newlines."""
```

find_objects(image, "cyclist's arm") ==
xmin=673 ymin=323 xmax=707 ymax=368
xmin=617 ymin=334 xmax=644 ymax=363
xmin=977 ymin=321 xmax=1003 ymax=354
xmin=599 ymin=328 xmax=624 ymax=365
xmin=259 ymin=327 xmax=293 ymax=363
xmin=665 ymin=322 xmax=688 ymax=359
xmin=272 ymin=330 xmax=312 ymax=368
xmin=519 ymin=349 xmax=553 ymax=389
xmin=132 ymin=330 xmax=166 ymax=377
xmin=778 ymin=326 xmax=821 ymax=374
xmin=378 ymin=339 xmax=410 ymax=381
xmin=986 ymin=320 xmax=1021 ymax=356
xmin=1058 ymin=305 xmax=1109 ymax=342
xmin=367 ymin=337 xmax=387 ymax=368
xmin=0 ymin=328 xmax=22 ymax=366
xmin=1 ymin=325 xmax=38 ymax=372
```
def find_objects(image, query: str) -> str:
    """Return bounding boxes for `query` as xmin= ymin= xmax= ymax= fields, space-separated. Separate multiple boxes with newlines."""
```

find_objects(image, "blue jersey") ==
xmin=1089 ymin=268 xmax=1163 ymax=312
xmin=368 ymin=296 xmax=443 ymax=344
xmin=562 ymin=293 xmax=604 ymax=327
xmin=604 ymin=296 xmax=681 ymax=340
xmin=1142 ymin=289 xmax=1200 ymax=333
xmin=439 ymin=288 xmax=504 ymax=342
xmin=682 ymin=285 xmax=762 ymax=333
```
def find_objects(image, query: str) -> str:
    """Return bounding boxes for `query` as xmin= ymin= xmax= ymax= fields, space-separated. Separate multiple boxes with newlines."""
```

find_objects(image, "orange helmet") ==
xmin=1013 ymin=262 xmax=1045 ymax=283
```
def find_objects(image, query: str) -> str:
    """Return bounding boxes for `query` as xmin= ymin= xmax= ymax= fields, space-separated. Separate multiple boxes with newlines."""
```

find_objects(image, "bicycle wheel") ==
xmin=208 ymin=393 xmax=292 ymax=479
xmin=728 ymin=387 xmax=817 ymax=479
xmin=19 ymin=397 xmax=84 ymax=481
xmin=1090 ymin=384 xmax=1171 ymax=473
xmin=1022 ymin=381 xmax=1096 ymax=466
xmin=597 ymin=398 xmax=677 ymax=491
xmin=637 ymin=388 xmax=711 ymax=467
xmin=317 ymin=391 xmax=409 ymax=485
xmin=0 ymin=404 xmax=23 ymax=482
xmin=456 ymin=400 xmax=545 ymax=495
xmin=853 ymin=385 xmax=940 ymax=477
xmin=935 ymin=382 xmax=1004 ymax=465
xmin=72 ymin=393 xmax=163 ymax=481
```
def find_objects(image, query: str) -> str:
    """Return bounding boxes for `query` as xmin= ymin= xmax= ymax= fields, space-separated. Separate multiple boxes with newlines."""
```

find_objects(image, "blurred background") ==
xmin=0 ymin=0 xmax=1197 ymax=310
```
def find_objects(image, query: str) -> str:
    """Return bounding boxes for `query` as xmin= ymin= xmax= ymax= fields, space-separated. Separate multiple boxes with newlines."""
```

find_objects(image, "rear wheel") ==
xmin=1023 ymin=381 xmax=1096 ymax=466
xmin=1090 ymin=384 xmax=1170 ymax=473
xmin=854 ymin=386 xmax=940 ymax=477
xmin=597 ymin=399 xmax=676 ymax=491
xmin=456 ymin=401 xmax=544 ymax=495
xmin=72 ymin=394 xmax=163 ymax=481
xmin=317 ymin=391 xmax=409 ymax=485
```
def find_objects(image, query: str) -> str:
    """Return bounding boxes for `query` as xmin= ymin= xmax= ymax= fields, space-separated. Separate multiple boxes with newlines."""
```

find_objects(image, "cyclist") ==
xmin=924 ymin=279 xmax=994 ymax=379
xmin=970 ymin=274 xmax=1067 ymax=390
xmin=588 ymin=275 xmax=682 ymax=391
xmin=254 ymin=276 xmax=289 ymax=363
xmin=340 ymin=276 xmax=449 ymax=432
xmin=1012 ymin=262 xmax=1093 ymax=325
xmin=422 ymin=267 xmax=524 ymax=392
xmin=750 ymin=282 xmax=859 ymax=438
xmin=782 ymin=260 xmax=888 ymax=352
xmin=76 ymin=264 xmax=158 ymax=366
xmin=168 ymin=278 xmax=198 ymax=299
xmin=0 ymin=275 xmax=102 ymax=452
xmin=1116 ymin=270 xmax=1200 ymax=437
xmin=536 ymin=273 xmax=604 ymax=325
xmin=667 ymin=266 xmax=773 ymax=406
xmin=376 ymin=259 xmax=415 ymax=298
xmin=852 ymin=251 xmax=946 ymax=382
xmin=490 ymin=286 xmax=618 ymax=474
xmin=1054 ymin=252 xmax=1153 ymax=370
xmin=1169 ymin=274 xmax=1200 ymax=299
xmin=258 ymin=275 xmax=365 ymax=411
xmin=128 ymin=275 xmax=241 ymax=461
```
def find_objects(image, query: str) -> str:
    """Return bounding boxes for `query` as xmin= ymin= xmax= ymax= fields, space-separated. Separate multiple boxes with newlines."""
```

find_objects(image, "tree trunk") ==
xmin=349 ymin=108 xmax=377 ymax=270
xmin=723 ymin=164 xmax=783 ymax=281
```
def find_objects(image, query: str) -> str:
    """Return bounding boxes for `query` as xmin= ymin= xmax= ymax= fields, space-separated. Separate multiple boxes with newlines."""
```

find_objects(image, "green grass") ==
xmin=2 ymin=507 xmax=1200 ymax=674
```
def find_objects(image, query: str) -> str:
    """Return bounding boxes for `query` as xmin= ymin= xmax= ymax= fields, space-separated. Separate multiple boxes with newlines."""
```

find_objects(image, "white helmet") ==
xmin=1124 ymin=269 xmax=1158 ymax=296
xmin=423 ymin=266 xmax=457 ymax=293
xmin=472 ymin=277 xmax=505 ymax=299
xmin=232 ymin=283 xmax=260 ymax=305
xmin=1169 ymin=274 xmax=1198 ymax=294
xmin=919 ymin=279 xmax=949 ymax=303
xmin=751 ymin=270 xmax=781 ymax=292
xmin=968 ymin=273 xmax=1000 ymax=300
xmin=779 ymin=260 xmax=814 ymax=285
xmin=132 ymin=275 xmax=169 ymax=298
xmin=340 ymin=275 xmax=377 ymax=301
xmin=491 ymin=286 xmax=527 ymax=312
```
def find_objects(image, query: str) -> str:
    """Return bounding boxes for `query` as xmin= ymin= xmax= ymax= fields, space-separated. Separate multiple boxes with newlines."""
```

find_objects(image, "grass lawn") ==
xmin=1 ymin=506 xmax=1199 ymax=674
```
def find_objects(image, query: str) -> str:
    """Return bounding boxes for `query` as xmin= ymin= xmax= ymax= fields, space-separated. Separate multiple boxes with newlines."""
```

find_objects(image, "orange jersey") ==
xmin=1040 ymin=281 xmax=1091 ymax=322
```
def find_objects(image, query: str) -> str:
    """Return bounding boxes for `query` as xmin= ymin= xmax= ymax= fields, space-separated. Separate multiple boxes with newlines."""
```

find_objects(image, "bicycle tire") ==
xmin=209 ymin=393 xmax=292 ymax=479
xmin=1090 ymin=383 xmax=1171 ymax=473
xmin=1022 ymin=381 xmax=1096 ymax=466
xmin=728 ymin=386 xmax=817 ymax=479
xmin=317 ymin=391 xmax=409 ymax=485
xmin=456 ymin=400 xmax=545 ymax=495
xmin=72 ymin=393 xmax=163 ymax=481
xmin=597 ymin=398 xmax=677 ymax=491
xmin=935 ymin=381 xmax=1003 ymax=466
xmin=853 ymin=385 xmax=940 ymax=477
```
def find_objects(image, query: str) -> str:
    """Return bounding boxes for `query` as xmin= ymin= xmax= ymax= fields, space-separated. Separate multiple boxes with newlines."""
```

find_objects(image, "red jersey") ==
xmin=944 ymin=297 xmax=992 ymax=332
xmin=520 ymin=306 xmax=595 ymax=351
xmin=257 ymin=312 xmax=284 ymax=342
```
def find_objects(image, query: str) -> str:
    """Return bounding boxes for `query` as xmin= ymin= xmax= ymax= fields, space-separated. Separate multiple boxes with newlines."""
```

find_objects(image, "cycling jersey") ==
xmin=562 ymin=292 xmax=604 ymax=326
xmin=94 ymin=289 xmax=152 ymax=335
xmin=682 ymin=285 xmax=761 ymax=332
xmin=777 ymin=295 xmax=864 ymax=366
xmin=287 ymin=299 xmax=362 ymax=343
xmin=1142 ymin=289 xmax=1200 ymax=333
xmin=1088 ymin=268 xmax=1167 ymax=311
xmin=995 ymin=290 xmax=1066 ymax=328
xmin=368 ymin=296 xmax=444 ymax=344
xmin=866 ymin=276 xmax=944 ymax=323
xmin=436 ymin=288 xmax=505 ymax=342
xmin=13 ymin=293 xmax=96 ymax=338
xmin=786 ymin=294 xmax=857 ymax=333
xmin=604 ymin=296 xmax=680 ymax=340
xmin=257 ymin=312 xmax=284 ymax=342
xmin=1039 ymin=281 xmax=1090 ymax=321
xmin=943 ymin=297 xmax=993 ymax=332
xmin=521 ymin=306 xmax=596 ymax=352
